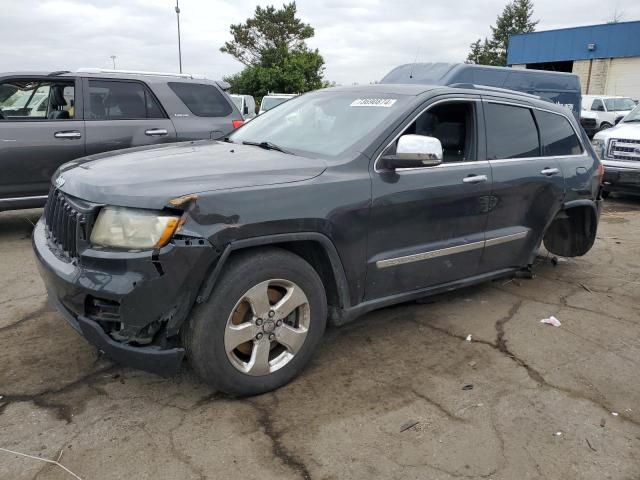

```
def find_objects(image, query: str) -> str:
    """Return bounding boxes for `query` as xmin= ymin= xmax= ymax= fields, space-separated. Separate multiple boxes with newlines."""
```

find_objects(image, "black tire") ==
xmin=601 ymin=190 xmax=611 ymax=199
xmin=184 ymin=247 xmax=327 ymax=396
xmin=599 ymin=122 xmax=612 ymax=131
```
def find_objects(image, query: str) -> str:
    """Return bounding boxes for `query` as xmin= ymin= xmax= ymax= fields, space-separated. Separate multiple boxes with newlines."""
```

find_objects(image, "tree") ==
xmin=466 ymin=0 xmax=538 ymax=66
xmin=220 ymin=2 xmax=327 ymax=102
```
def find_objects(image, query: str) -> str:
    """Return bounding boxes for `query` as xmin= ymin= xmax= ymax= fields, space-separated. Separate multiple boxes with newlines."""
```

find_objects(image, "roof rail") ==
xmin=449 ymin=83 xmax=541 ymax=99
xmin=48 ymin=70 xmax=71 ymax=76
xmin=76 ymin=68 xmax=207 ymax=80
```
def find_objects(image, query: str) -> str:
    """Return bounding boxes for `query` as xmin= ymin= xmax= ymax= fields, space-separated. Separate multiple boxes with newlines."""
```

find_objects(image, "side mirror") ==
xmin=381 ymin=135 xmax=443 ymax=170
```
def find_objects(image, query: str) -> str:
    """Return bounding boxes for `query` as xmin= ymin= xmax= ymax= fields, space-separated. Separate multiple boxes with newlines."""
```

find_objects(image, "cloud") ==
xmin=1 ymin=0 xmax=639 ymax=85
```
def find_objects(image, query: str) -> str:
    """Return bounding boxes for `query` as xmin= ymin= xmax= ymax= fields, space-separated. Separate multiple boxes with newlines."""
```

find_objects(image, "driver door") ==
xmin=365 ymin=96 xmax=492 ymax=300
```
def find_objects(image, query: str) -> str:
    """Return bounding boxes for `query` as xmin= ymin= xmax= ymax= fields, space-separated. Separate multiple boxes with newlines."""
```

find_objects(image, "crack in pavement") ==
xmin=249 ymin=395 xmax=312 ymax=480
xmin=408 ymin=387 xmax=467 ymax=423
xmin=166 ymin=410 xmax=207 ymax=480
xmin=420 ymin=304 xmax=640 ymax=430
xmin=0 ymin=302 xmax=53 ymax=333
xmin=0 ymin=364 xmax=117 ymax=423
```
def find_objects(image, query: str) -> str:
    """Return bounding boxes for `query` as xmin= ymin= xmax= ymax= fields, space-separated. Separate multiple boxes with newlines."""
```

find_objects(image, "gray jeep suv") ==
xmin=0 ymin=69 xmax=243 ymax=212
xmin=34 ymin=84 xmax=603 ymax=395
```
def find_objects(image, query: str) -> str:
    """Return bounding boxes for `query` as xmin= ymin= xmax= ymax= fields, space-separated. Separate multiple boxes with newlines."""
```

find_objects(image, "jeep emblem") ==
xmin=55 ymin=176 xmax=65 ymax=188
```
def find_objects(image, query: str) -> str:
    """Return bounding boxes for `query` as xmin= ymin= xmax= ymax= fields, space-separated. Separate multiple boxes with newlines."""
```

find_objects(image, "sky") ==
xmin=1 ymin=0 xmax=639 ymax=85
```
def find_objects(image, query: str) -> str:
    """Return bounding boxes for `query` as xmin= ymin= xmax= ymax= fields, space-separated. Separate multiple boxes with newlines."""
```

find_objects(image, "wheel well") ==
xmin=543 ymin=205 xmax=598 ymax=257
xmin=226 ymin=241 xmax=342 ymax=309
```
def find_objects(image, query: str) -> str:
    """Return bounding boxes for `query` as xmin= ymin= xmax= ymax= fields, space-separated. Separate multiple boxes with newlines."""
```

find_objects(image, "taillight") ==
xmin=597 ymin=163 xmax=605 ymax=185
xmin=232 ymin=119 xmax=244 ymax=129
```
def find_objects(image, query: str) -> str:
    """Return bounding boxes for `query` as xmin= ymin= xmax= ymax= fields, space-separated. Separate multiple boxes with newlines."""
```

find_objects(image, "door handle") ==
xmin=54 ymin=131 xmax=82 ymax=140
xmin=540 ymin=168 xmax=560 ymax=176
xmin=462 ymin=174 xmax=488 ymax=184
xmin=145 ymin=128 xmax=168 ymax=136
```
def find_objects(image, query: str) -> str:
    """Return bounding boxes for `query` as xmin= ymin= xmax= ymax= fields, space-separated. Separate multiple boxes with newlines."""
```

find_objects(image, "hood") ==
xmin=56 ymin=141 xmax=326 ymax=209
xmin=594 ymin=122 xmax=640 ymax=142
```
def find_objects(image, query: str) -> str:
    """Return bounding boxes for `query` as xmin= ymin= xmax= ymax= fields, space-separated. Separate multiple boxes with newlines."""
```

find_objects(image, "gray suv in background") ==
xmin=0 ymin=69 xmax=243 ymax=212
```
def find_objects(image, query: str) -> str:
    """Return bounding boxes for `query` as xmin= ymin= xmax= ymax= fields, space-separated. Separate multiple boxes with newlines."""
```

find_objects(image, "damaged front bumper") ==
xmin=603 ymin=164 xmax=640 ymax=194
xmin=32 ymin=219 xmax=218 ymax=376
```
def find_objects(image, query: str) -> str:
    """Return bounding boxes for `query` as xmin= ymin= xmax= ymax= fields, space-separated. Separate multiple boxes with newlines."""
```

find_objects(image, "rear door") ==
xmin=478 ymin=99 xmax=565 ymax=273
xmin=0 ymin=76 xmax=84 ymax=200
xmin=83 ymin=78 xmax=176 ymax=156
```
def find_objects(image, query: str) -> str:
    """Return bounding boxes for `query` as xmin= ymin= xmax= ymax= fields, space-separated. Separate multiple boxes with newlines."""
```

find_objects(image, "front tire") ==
xmin=184 ymin=247 xmax=327 ymax=396
xmin=599 ymin=122 xmax=612 ymax=131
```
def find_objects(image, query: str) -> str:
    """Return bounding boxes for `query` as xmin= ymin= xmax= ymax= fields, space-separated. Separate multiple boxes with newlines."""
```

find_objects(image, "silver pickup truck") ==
xmin=592 ymin=103 xmax=640 ymax=197
xmin=0 ymin=69 xmax=244 ymax=212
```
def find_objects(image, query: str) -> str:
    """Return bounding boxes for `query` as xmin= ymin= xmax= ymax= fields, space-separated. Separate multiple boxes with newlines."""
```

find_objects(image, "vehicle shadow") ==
xmin=0 ymin=208 xmax=42 ymax=241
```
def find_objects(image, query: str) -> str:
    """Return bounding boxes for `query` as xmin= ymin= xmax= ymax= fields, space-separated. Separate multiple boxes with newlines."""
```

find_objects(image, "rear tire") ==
xmin=602 ymin=190 xmax=611 ymax=199
xmin=184 ymin=247 xmax=327 ymax=396
xmin=599 ymin=122 xmax=613 ymax=131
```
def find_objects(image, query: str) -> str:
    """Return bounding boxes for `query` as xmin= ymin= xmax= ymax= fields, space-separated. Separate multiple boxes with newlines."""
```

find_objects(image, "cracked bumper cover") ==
xmin=32 ymin=219 xmax=218 ymax=376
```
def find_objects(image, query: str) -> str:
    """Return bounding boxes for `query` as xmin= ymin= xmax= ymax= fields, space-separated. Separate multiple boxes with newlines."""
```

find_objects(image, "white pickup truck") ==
xmin=592 ymin=103 xmax=640 ymax=197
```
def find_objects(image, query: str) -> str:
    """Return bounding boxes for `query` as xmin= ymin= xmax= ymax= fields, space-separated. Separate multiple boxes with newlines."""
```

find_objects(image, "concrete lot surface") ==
xmin=0 ymin=199 xmax=639 ymax=479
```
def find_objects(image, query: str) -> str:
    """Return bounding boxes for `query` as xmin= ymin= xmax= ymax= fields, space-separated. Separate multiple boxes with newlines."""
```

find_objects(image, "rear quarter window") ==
xmin=168 ymin=82 xmax=232 ymax=117
xmin=534 ymin=110 xmax=583 ymax=156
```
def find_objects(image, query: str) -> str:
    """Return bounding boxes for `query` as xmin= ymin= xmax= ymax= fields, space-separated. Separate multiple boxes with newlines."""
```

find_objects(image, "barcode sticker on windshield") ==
xmin=350 ymin=98 xmax=397 ymax=107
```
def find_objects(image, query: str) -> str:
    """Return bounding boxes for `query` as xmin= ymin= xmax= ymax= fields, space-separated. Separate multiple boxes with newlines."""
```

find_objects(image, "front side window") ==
xmin=0 ymin=80 xmax=75 ymax=120
xmin=384 ymin=101 xmax=476 ymax=163
xmin=261 ymin=97 xmax=291 ymax=112
xmin=168 ymin=82 xmax=232 ymax=117
xmin=230 ymin=91 xmax=412 ymax=158
xmin=604 ymin=97 xmax=636 ymax=111
xmin=485 ymin=103 xmax=540 ymax=159
xmin=534 ymin=110 xmax=583 ymax=156
xmin=591 ymin=99 xmax=605 ymax=112
xmin=88 ymin=80 xmax=165 ymax=120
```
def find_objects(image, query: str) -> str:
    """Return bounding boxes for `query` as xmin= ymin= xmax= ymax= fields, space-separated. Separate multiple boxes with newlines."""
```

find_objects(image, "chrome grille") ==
xmin=609 ymin=138 xmax=640 ymax=161
xmin=43 ymin=188 xmax=86 ymax=257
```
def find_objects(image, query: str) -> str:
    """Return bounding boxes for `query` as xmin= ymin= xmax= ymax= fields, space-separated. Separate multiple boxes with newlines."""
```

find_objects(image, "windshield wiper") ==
xmin=242 ymin=140 xmax=294 ymax=155
xmin=623 ymin=119 xmax=640 ymax=123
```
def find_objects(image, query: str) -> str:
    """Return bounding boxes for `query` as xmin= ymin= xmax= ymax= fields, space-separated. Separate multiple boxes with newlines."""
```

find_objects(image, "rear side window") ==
xmin=591 ymin=99 xmax=605 ymax=112
xmin=485 ymin=103 xmax=540 ymax=159
xmin=168 ymin=82 xmax=232 ymax=117
xmin=534 ymin=110 xmax=583 ymax=156
xmin=88 ymin=80 xmax=165 ymax=120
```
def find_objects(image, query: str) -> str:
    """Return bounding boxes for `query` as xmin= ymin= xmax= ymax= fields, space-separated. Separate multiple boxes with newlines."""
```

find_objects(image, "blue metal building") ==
xmin=507 ymin=21 xmax=640 ymax=98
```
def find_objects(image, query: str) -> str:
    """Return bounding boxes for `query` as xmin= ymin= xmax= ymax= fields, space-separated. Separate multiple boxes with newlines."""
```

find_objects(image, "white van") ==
xmin=229 ymin=94 xmax=256 ymax=120
xmin=582 ymin=95 xmax=637 ymax=131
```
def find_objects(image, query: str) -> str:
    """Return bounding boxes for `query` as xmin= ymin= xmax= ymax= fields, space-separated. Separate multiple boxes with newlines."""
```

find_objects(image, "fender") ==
xmin=195 ymin=232 xmax=351 ymax=311
xmin=562 ymin=198 xmax=602 ymax=216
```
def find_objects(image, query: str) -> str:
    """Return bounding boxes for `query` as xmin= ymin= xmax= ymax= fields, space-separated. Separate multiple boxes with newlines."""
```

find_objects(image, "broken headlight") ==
xmin=90 ymin=207 xmax=180 ymax=250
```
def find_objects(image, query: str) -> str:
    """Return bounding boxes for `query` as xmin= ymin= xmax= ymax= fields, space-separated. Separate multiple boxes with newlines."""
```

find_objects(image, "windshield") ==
xmin=231 ymin=90 xmax=411 ymax=158
xmin=622 ymin=104 xmax=640 ymax=122
xmin=604 ymin=98 xmax=635 ymax=111
xmin=230 ymin=95 xmax=243 ymax=110
xmin=261 ymin=96 xmax=291 ymax=112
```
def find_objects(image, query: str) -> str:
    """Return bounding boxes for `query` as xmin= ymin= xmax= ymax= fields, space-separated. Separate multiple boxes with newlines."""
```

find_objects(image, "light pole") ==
xmin=110 ymin=55 xmax=116 ymax=69
xmin=175 ymin=0 xmax=182 ymax=73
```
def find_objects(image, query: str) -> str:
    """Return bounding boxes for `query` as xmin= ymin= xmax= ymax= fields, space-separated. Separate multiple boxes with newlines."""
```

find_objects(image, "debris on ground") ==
xmin=400 ymin=420 xmax=420 ymax=432
xmin=462 ymin=384 xmax=474 ymax=391
xmin=465 ymin=334 xmax=472 ymax=342
xmin=540 ymin=316 xmax=561 ymax=327
xmin=468 ymin=360 xmax=477 ymax=368
xmin=600 ymin=418 xmax=606 ymax=427
xmin=611 ymin=412 xmax=619 ymax=416
xmin=553 ymin=431 xmax=563 ymax=437
xmin=578 ymin=282 xmax=593 ymax=293
xmin=586 ymin=438 xmax=597 ymax=452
